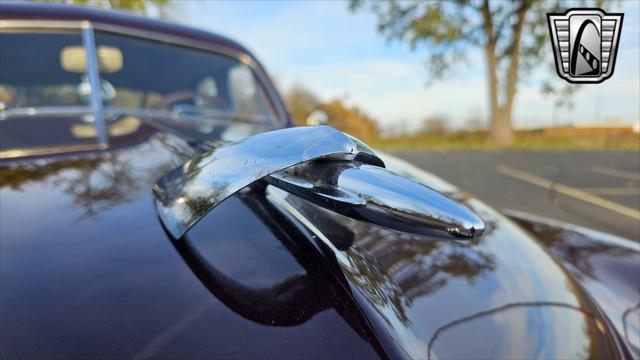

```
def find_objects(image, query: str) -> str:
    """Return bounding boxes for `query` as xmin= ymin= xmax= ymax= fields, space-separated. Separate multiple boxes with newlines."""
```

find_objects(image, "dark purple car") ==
xmin=1 ymin=3 xmax=638 ymax=359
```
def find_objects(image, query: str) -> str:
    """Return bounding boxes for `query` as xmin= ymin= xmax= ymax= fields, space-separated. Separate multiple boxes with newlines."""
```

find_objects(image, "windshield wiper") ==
xmin=171 ymin=105 xmax=273 ymax=124
xmin=101 ymin=107 xmax=274 ymax=126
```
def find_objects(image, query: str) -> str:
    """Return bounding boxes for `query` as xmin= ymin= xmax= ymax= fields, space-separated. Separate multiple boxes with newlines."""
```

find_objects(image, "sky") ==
xmin=178 ymin=0 xmax=640 ymax=132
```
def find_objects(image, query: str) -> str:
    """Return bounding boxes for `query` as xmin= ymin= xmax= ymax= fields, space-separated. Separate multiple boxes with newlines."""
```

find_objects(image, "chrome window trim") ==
xmin=0 ymin=19 xmax=288 ymax=130
xmin=81 ymin=21 xmax=109 ymax=148
xmin=0 ymin=106 xmax=94 ymax=119
xmin=0 ymin=143 xmax=107 ymax=160
xmin=0 ymin=19 xmax=84 ymax=30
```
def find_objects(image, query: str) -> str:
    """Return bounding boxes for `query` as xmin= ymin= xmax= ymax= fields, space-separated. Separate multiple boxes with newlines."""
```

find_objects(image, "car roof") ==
xmin=0 ymin=2 xmax=253 ymax=56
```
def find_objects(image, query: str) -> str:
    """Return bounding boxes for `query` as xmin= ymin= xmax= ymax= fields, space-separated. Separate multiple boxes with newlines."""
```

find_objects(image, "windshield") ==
xmin=0 ymin=29 xmax=279 ymax=157
xmin=93 ymin=31 xmax=277 ymax=122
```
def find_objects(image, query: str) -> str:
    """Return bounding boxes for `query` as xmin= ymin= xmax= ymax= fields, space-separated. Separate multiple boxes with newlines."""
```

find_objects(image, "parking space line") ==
xmin=592 ymin=165 xmax=640 ymax=181
xmin=497 ymin=165 xmax=640 ymax=220
xmin=579 ymin=187 xmax=640 ymax=196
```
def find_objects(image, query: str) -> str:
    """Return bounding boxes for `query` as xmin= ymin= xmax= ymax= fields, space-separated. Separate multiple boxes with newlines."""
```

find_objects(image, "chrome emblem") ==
xmin=547 ymin=8 xmax=623 ymax=83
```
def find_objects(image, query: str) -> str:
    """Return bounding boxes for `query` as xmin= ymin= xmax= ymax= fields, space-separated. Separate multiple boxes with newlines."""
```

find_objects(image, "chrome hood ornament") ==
xmin=153 ymin=126 xmax=484 ymax=240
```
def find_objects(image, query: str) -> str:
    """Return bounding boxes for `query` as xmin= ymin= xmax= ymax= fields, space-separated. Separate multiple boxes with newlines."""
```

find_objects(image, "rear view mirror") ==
xmin=60 ymin=46 xmax=123 ymax=73
xmin=306 ymin=110 xmax=329 ymax=126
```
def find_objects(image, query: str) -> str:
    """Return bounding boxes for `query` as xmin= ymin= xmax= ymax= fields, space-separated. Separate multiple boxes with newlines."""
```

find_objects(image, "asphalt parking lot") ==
xmin=392 ymin=150 xmax=640 ymax=241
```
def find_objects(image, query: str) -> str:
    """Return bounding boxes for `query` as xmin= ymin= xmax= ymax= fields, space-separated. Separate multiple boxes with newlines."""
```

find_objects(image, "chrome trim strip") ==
xmin=0 ymin=106 xmax=94 ymax=120
xmin=0 ymin=19 xmax=84 ymax=30
xmin=81 ymin=22 xmax=109 ymax=148
xmin=0 ymin=106 xmax=273 ymax=128
xmin=0 ymin=143 xmax=105 ymax=159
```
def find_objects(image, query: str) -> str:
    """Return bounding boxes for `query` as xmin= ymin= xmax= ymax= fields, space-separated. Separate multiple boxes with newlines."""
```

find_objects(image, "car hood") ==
xmin=0 ymin=122 xmax=633 ymax=359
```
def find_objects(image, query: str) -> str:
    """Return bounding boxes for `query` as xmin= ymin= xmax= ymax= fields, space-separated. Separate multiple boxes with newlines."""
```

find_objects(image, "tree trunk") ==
xmin=484 ymin=0 xmax=532 ymax=147
xmin=489 ymin=106 xmax=513 ymax=145
xmin=481 ymin=0 xmax=514 ymax=147
xmin=490 ymin=1 xmax=531 ymax=146
xmin=484 ymin=44 xmax=513 ymax=146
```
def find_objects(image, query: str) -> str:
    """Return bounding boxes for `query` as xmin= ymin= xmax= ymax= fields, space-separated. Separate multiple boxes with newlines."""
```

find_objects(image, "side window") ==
xmin=0 ymin=30 xmax=105 ymax=154
xmin=0 ymin=31 xmax=87 ymax=109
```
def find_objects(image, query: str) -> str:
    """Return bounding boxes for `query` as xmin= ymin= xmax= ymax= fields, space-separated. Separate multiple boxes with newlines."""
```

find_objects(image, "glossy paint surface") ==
xmin=0 ymin=119 xmax=630 ymax=358
xmin=274 ymin=192 xmax=624 ymax=359
xmin=0 ymin=129 xmax=381 ymax=358
xmin=508 ymin=210 xmax=640 ymax=358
